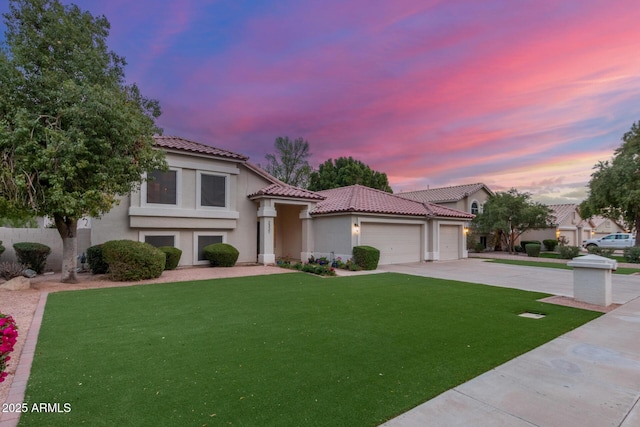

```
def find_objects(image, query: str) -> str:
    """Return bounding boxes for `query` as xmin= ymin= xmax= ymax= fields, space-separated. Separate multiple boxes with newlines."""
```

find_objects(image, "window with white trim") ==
xmin=471 ymin=201 xmax=479 ymax=215
xmin=146 ymin=169 xmax=179 ymax=205
xmin=197 ymin=172 xmax=228 ymax=209
xmin=139 ymin=231 xmax=179 ymax=248
xmin=194 ymin=233 xmax=225 ymax=263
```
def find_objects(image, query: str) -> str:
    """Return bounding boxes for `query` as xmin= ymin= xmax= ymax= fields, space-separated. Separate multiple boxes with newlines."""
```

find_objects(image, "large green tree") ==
xmin=308 ymin=157 xmax=393 ymax=192
xmin=263 ymin=136 xmax=312 ymax=187
xmin=0 ymin=0 xmax=166 ymax=282
xmin=472 ymin=188 xmax=552 ymax=253
xmin=580 ymin=121 xmax=640 ymax=245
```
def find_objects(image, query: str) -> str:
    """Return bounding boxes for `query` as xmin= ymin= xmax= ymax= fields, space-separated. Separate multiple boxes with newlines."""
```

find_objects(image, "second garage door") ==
xmin=360 ymin=223 xmax=422 ymax=265
xmin=439 ymin=225 xmax=460 ymax=260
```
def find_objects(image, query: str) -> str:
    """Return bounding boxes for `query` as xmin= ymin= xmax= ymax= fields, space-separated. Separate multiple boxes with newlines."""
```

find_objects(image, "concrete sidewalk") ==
xmin=380 ymin=259 xmax=640 ymax=427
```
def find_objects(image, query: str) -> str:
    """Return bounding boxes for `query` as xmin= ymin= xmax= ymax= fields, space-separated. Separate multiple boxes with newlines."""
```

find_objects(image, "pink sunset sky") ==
xmin=2 ymin=0 xmax=640 ymax=203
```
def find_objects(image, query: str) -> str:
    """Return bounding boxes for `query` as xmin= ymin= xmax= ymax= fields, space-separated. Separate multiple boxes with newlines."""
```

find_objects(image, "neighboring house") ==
xmin=397 ymin=183 xmax=493 ymax=248
xmin=518 ymin=204 xmax=593 ymax=247
xmin=397 ymin=183 xmax=493 ymax=215
xmin=589 ymin=216 xmax=627 ymax=239
xmin=91 ymin=136 xmax=474 ymax=266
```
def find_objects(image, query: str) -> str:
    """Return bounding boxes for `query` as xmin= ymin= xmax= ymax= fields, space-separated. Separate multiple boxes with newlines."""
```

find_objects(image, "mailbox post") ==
xmin=567 ymin=254 xmax=617 ymax=307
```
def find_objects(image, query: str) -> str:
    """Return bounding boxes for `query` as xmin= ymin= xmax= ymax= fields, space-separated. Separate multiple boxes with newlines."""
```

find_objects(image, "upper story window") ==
xmin=198 ymin=172 xmax=228 ymax=209
xmin=471 ymin=201 xmax=479 ymax=215
xmin=147 ymin=169 xmax=178 ymax=205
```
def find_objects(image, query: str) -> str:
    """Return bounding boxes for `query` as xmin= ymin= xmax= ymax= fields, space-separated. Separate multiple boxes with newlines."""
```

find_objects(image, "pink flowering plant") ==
xmin=0 ymin=314 xmax=18 ymax=382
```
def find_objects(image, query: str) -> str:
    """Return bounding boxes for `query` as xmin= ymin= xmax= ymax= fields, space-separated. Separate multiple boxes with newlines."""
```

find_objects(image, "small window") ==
xmin=471 ymin=201 xmax=479 ymax=215
xmin=200 ymin=174 xmax=227 ymax=207
xmin=147 ymin=170 xmax=177 ymax=205
xmin=196 ymin=234 xmax=223 ymax=261
xmin=145 ymin=235 xmax=175 ymax=248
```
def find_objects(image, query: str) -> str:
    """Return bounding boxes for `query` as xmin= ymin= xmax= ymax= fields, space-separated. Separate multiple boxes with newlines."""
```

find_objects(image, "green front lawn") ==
xmin=21 ymin=273 xmax=601 ymax=426
xmin=486 ymin=258 xmax=640 ymax=275
xmin=539 ymin=252 xmax=627 ymax=263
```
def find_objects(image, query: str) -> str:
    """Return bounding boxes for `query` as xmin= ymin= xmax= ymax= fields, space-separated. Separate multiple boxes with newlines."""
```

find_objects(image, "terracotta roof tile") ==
xmin=398 ymin=183 xmax=491 ymax=203
xmin=249 ymin=184 xmax=326 ymax=200
xmin=311 ymin=185 xmax=474 ymax=219
xmin=154 ymin=135 xmax=248 ymax=161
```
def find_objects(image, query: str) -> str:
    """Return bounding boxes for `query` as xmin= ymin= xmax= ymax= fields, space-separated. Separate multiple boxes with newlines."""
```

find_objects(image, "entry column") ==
xmin=257 ymin=200 xmax=277 ymax=265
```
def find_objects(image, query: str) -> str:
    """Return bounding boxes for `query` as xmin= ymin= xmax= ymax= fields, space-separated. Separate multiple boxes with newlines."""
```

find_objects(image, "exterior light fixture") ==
xmin=353 ymin=223 xmax=360 ymax=234
xmin=555 ymin=229 xmax=561 ymax=239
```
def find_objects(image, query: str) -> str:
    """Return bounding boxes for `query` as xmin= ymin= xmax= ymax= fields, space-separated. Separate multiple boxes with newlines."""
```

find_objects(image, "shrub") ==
xmin=623 ymin=247 xmax=640 ymax=263
xmin=0 ymin=262 xmax=26 ymax=280
xmin=353 ymin=246 xmax=380 ymax=270
xmin=203 ymin=243 xmax=239 ymax=267
xmin=0 ymin=241 xmax=4 ymax=259
xmin=102 ymin=240 xmax=165 ymax=281
xmin=587 ymin=246 xmax=616 ymax=258
xmin=525 ymin=243 xmax=541 ymax=257
xmin=520 ymin=240 xmax=541 ymax=252
xmin=158 ymin=246 xmax=182 ymax=270
xmin=559 ymin=245 xmax=580 ymax=259
xmin=474 ymin=242 xmax=485 ymax=253
xmin=86 ymin=244 xmax=109 ymax=274
xmin=12 ymin=242 xmax=51 ymax=274
xmin=301 ymin=263 xmax=334 ymax=275
xmin=542 ymin=239 xmax=558 ymax=251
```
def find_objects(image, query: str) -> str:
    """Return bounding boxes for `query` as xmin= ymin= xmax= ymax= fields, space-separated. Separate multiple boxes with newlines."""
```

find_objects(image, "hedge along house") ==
xmin=91 ymin=136 xmax=474 ymax=266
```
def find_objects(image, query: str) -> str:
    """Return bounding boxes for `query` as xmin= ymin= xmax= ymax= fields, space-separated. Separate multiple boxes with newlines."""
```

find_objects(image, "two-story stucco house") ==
xmin=91 ymin=136 xmax=474 ymax=266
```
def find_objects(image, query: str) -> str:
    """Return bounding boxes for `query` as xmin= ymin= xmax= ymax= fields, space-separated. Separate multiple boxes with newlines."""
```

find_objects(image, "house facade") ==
xmin=397 ymin=183 xmax=493 ymax=215
xmin=517 ymin=204 xmax=593 ymax=247
xmin=91 ymin=136 xmax=474 ymax=266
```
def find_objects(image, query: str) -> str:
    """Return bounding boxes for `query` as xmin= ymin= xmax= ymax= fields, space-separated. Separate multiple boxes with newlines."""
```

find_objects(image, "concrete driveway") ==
xmin=378 ymin=259 xmax=640 ymax=427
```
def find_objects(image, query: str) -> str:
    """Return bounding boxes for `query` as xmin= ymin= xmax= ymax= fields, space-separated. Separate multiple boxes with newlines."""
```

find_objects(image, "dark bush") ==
xmin=559 ymin=245 xmax=580 ymax=259
xmin=0 ymin=241 xmax=5 ymax=259
xmin=587 ymin=246 xmax=616 ymax=258
xmin=525 ymin=243 xmax=541 ymax=257
xmin=353 ymin=246 xmax=380 ymax=270
xmin=158 ymin=246 xmax=182 ymax=270
xmin=86 ymin=244 xmax=109 ymax=274
xmin=301 ymin=263 xmax=336 ymax=276
xmin=12 ymin=242 xmax=51 ymax=274
xmin=102 ymin=240 xmax=165 ymax=281
xmin=203 ymin=243 xmax=239 ymax=267
xmin=542 ymin=239 xmax=558 ymax=251
xmin=623 ymin=247 xmax=640 ymax=263
xmin=520 ymin=240 xmax=541 ymax=251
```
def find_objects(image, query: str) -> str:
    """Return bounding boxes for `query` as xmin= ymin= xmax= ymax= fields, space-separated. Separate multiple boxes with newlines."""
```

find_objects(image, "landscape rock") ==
xmin=23 ymin=269 xmax=37 ymax=278
xmin=0 ymin=276 xmax=31 ymax=291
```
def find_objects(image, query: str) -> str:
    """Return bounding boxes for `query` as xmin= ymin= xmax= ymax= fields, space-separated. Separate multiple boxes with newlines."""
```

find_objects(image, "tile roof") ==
xmin=154 ymin=135 xmax=248 ymax=161
xmin=398 ymin=183 xmax=491 ymax=203
xmin=548 ymin=204 xmax=578 ymax=224
xmin=311 ymin=185 xmax=474 ymax=219
xmin=249 ymin=184 xmax=326 ymax=201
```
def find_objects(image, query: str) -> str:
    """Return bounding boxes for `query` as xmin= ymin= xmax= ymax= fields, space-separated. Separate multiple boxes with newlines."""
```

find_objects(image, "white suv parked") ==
xmin=582 ymin=233 xmax=636 ymax=249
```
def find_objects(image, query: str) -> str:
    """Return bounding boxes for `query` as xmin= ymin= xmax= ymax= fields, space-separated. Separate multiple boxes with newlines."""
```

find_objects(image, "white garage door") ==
xmin=360 ymin=223 xmax=421 ymax=265
xmin=439 ymin=225 xmax=460 ymax=260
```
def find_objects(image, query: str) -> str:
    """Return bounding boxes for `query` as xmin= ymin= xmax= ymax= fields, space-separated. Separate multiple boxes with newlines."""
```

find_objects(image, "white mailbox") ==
xmin=567 ymin=254 xmax=618 ymax=307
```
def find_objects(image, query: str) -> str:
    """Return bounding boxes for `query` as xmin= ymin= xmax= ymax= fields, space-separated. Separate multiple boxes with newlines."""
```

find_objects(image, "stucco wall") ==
xmin=312 ymin=215 xmax=354 ymax=260
xmin=1 ymin=228 xmax=91 ymax=272
xmin=91 ymin=153 xmax=272 ymax=265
